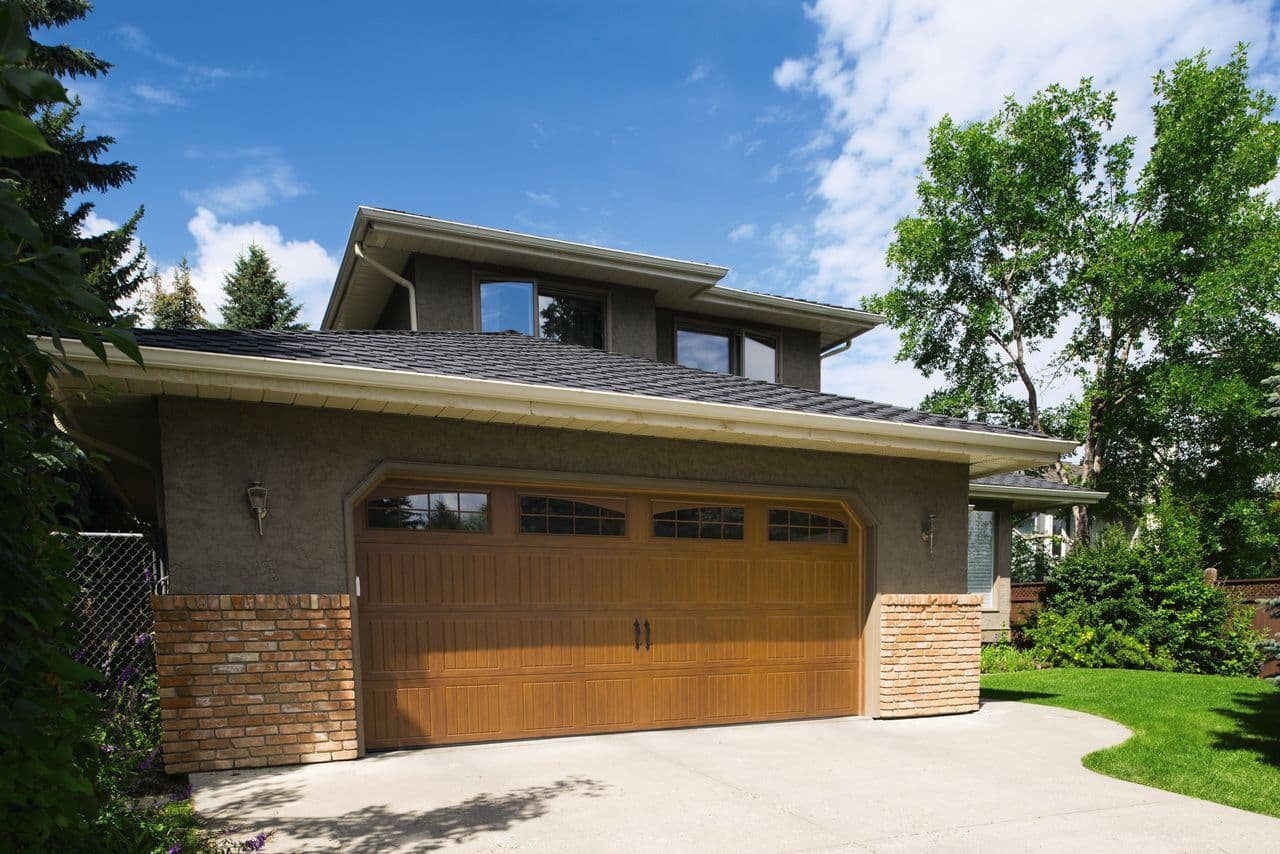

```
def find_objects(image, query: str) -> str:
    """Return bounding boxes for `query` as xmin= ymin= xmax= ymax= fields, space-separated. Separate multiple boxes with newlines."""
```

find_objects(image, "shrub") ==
xmin=1027 ymin=496 xmax=1264 ymax=675
xmin=981 ymin=635 xmax=1046 ymax=673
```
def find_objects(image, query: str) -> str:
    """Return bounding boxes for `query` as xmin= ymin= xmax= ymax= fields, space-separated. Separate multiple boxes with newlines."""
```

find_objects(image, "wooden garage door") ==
xmin=355 ymin=479 xmax=862 ymax=749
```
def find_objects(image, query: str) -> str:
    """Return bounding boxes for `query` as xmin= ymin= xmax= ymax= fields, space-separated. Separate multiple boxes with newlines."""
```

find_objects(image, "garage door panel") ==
xmin=357 ymin=486 xmax=861 ymax=749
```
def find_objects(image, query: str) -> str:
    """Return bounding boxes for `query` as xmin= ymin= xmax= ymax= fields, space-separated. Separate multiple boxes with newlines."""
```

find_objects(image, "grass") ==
xmin=981 ymin=668 xmax=1280 ymax=818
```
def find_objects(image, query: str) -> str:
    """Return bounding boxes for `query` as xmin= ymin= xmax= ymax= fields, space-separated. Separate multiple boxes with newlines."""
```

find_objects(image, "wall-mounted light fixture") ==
xmin=247 ymin=481 xmax=268 ymax=536
xmin=921 ymin=513 xmax=937 ymax=556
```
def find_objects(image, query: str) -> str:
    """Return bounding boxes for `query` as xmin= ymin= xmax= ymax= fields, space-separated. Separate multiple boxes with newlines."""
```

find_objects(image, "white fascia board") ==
xmin=968 ymin=482 xmax=1107 ymax=506
xmin=694 ymin=286 xmax=885 ymax=330
xmin=52 ymin=341 xmax=1078 ymax=470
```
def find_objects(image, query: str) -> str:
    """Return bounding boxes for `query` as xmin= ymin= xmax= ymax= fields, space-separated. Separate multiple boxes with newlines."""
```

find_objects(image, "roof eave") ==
xmin=48 ymin=341 xmax=1075 ymax=477
xmin=968 ymin=481 xmax=1108 ymax=511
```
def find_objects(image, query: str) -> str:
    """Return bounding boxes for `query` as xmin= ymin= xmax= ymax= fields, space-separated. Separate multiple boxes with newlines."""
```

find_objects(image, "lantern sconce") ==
xmin=921 ymin=513 xmax=937 ymax=556
xmin=247 ymin=481 xmax=268 ymax=536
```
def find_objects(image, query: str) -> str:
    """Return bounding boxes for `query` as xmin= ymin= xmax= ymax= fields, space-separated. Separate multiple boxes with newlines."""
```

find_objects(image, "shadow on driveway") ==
xmin=209 ymin=775 xmax=608 ymax=851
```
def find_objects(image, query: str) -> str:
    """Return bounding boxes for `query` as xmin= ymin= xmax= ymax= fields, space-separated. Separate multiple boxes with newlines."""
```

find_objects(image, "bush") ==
xmin=981 ymin=635 xmax=1046 ymax=673
xmin=1025 ymin=496 xmax=1264 ymax=675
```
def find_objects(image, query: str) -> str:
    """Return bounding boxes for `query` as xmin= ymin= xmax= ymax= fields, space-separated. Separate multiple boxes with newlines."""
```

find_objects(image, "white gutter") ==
xmin=820 ymin=338 xmax=853 ymax=359
xmin=353 ymin=241 xmax=418 ymax=331
xmin=49 ymin=341 xmax=1078 ymax=475
xmin=968 ymin=482 xmax=1107 ymax=505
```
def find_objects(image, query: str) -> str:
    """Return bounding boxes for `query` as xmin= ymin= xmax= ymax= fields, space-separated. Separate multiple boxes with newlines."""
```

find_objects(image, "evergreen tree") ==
xmin=0 ymin=1 xmax=148 ymax=315
xmin=146 ymin=258 xmax=206 ymax=330
xmin=219 ymin=244 xmax=306 ymax=330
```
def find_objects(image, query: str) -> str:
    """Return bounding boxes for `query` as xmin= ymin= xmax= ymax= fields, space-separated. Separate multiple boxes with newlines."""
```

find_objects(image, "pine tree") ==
xmin=220 ymin=244 xmax=306 ymax=330
xmin=146 ymin=258 xmax=206 ymax=330
xmin=0 ymin=1 xmax=148 ymax=315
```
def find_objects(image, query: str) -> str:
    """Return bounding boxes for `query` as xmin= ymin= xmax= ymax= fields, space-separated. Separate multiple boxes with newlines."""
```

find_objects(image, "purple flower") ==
xmin=240 ymin=831 xmax=269 ymax=851
xmin=167 ymin=844 xmax=182 ymax=854
xmin=143 ymin=565 xmax=154 ymax=585
xmin=115 ymin=664 xmax=138 ymax=690
xmin=135 ymin=633 xmax=151 ymax=647
xmin=139 ymin=747 xmax=159 ymax=771
xmin=100 ymin=743 xmax=116 ymax=754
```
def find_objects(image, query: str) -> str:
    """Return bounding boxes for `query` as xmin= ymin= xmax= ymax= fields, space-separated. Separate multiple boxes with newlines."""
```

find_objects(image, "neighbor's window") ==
xmin=519 ymin=495 xmax=626 ymax=536
xmin=767 ymin=508 xmax=848 ymax=544
xmin=480 ymin=281 xmax=535 ymax=335
xmin=967 ymin=509 xmax=995 ymax=607
xmin=367 ymin=491 xmax=490 ymax=532
xmin=652 ymin=504 xmax=745 ymax=540
xmin=675 ymin=324 xmax=778 ymax=382
xmin=539 ymin=291 xmax=605 ymax=349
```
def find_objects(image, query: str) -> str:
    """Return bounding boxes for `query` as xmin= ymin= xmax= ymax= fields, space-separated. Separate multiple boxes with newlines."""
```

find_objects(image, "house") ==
xmin=52 ymin=207 xmax=1101 ymax=774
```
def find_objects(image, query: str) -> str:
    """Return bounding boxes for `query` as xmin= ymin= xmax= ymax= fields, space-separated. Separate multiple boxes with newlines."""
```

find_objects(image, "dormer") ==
xmin=323 ymin=207 xmax=883 ymax=390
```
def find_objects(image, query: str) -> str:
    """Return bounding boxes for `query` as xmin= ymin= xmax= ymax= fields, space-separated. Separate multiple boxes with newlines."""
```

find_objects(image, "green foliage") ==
xmin=1261 ymin=597 xmax=1279 ymax=686
xmin=1 ymin=0 xmax=148 ymax=314
xmin=220 ymin=243 xmax=306 ymax=330
xmin=1025 ymin=498 xmax=1264 ymax=675
xmin=146 ymin=258 xmax=207 ymax=330
xmin=1011 ymin=530 xmax=1058 ymax=582
xmin=0 ymin=2 xmax=141 ymax=845
xmin=873 ymin=46 xmax=1280 ymax=572
xmin=980 ymin=635 xmax=1045 ymax=673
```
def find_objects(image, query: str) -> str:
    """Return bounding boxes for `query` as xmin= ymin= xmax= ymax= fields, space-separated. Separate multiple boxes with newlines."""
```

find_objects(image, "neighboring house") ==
xmin=53 ymin=207 xmax=1091 ymax=773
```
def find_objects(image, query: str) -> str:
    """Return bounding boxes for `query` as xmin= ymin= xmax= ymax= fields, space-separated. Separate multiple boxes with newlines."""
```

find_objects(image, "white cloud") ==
xmin=769 ymin=223 xmax=806 ymax=253
xmin=78 ymin=211 xmax=118 ymax=238
xmin=728 ymin=223 xmax=758 ymax=242
xmin=184 ymin=161 xmax=305 ymax=216
xmin=131 ymin=83 xmax=186 ymax=107
xmin=175 ymin=208 xmax=338 ymax=327
xmin=525 ymin=190 xmax=557 ymax=207
xmin=115 ymin=24 xmax=149 ymax=52
xmin=686 ymin=63 xmax=711 ymax=83
xmin=778 ymin=0 xmax=1279 ymax=406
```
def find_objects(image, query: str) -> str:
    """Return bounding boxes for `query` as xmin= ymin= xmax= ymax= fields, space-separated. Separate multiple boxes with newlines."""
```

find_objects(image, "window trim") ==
xmin=516 ymin=492 xmax=628 ymax=538
xmin=473 ymin=272 xmax=611 ymax=350
xmin=649 ymin=500 xmax=747 ymax=542
xmin=363 ymin=488 xmax=493 ymax=534
xmin=764 ymin=506 xmax=851 ymax=545
xmin=672 ymin=315 xmax=780 ymax=383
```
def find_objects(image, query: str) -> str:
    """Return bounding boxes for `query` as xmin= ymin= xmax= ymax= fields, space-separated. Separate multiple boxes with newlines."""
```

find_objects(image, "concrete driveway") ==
xmin=192 ymin=701 xmax=1278 ymax=853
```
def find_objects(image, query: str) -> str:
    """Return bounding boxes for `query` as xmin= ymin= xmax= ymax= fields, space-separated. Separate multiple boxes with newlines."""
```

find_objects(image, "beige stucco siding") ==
xmin=156 ymin=397 xmax=971 ymax=598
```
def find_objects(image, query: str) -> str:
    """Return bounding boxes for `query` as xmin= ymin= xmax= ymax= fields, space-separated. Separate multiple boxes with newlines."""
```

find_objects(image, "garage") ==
xmin=354 ymin=477 xmax=864 ymax=749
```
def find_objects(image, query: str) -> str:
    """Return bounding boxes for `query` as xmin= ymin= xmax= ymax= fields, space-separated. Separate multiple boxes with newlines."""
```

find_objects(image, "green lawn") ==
xmin=981 ymin=668 xmax=1280 ymax=818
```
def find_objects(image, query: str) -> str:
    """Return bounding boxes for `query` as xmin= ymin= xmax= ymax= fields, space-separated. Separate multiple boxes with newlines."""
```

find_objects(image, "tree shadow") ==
xmin=221 ymin=776 xmax=609 ymax=851
xmin=1210 ymin=689 xmax=1280 ymax=770
xmin=979 ymin=688 xmax=1059 ymax=703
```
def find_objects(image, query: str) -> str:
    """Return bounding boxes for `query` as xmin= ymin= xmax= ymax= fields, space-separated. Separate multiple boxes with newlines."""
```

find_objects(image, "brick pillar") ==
xmin=878 ymin=593 xmax=982 ymax=718
xmin=152 ymin=594 xmax=357 ymax=773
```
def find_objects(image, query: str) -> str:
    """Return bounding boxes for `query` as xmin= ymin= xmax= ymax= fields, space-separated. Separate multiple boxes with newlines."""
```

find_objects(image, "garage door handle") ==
xmin=644 ymin=619 xmax=651 ymax=651
xmin=633 ymin=619 xmax=641 ymax=651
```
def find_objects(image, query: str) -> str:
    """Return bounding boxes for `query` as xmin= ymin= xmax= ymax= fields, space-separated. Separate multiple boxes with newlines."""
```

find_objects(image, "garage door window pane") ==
xmin=767 ymin=508 xmax=848 ymax=544
xmin=519 ymin=495 xmax=626 ymax=536
xmin=652 ymin=504 xmax=746 ymax=540
xmin=367 ymin=492 xmax=489 ymax=532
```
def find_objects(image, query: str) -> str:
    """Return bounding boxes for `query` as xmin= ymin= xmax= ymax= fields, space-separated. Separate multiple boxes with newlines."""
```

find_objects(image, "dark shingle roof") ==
xmin=131 ymin=329 xmax=1050 ymax=439
xmin=971 ymin=473 xmax=1098 ymax=493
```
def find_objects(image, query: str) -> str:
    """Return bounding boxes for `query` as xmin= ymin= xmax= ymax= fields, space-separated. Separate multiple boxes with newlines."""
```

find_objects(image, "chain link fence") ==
xmin=68 ymin=532 xmax=167 ymax=682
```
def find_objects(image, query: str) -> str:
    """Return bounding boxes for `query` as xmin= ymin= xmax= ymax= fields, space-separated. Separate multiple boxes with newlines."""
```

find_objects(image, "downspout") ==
xmin=353 ymin=242 xmax=419 ymax=331
xmin=820 ymin=337 xmax=853 ymax=359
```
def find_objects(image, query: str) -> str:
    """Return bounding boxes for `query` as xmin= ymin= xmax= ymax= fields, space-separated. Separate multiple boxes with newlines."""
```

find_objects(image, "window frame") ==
xmin=649 ymin=500 xmax=747 ymax=542
xmin=473 ymin=272 xmax=611 ymax=350
xmin=672 ymin=316 xmax=780 ymax=383
xmin=363 ymin=488 xmax=493 ymax=534
xmin=764 ymin=506 xmax=851 ymax=545
xmin=515 ymin=492 xmax=628 ymax=538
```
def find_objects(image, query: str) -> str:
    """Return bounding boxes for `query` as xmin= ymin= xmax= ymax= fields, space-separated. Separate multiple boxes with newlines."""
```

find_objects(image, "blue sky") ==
xmin=60 ymin=1 xmax=1280 ymax=406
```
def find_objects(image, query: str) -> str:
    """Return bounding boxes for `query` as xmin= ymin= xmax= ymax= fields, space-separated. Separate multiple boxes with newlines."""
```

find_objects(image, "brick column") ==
xmin=152 ymin=594 xmax=357 ymax=773
xmin=878 ymin=593 xmax=982 ymax=718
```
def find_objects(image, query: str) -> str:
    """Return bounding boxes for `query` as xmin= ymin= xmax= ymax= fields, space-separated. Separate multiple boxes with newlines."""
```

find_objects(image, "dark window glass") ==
xmin=519 ymin=495 xmax=625 ymax=536
xmin=766 ymin=507 xmax=849 ymax=544
xmin=479 ymin=281 xmax=534 ymax=334
xmin=743 ymin=334 xmax=777 ymax=382
xmin=539 ymin=292 xmax=605 ymax=349
xmin=367 ymin=492 xmax=489 ymax=532
xmin=676 ymin=328 xmax=732 ymax=374
xmin=652 ymin=505 xmax=747 ymax=540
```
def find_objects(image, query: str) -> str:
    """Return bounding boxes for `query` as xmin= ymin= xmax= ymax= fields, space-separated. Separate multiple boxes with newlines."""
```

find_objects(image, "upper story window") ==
xmin=676 ymin=322 xmax=778 ymax=382
xmin=479 ymin=278 xmax=605 ymax=349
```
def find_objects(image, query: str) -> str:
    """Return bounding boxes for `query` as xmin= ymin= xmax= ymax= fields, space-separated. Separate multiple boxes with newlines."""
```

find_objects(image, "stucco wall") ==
xmin=156 ymin=398 xmax=971 ymax=598
xmin=403 ymin=253 xmax=657 ymax=359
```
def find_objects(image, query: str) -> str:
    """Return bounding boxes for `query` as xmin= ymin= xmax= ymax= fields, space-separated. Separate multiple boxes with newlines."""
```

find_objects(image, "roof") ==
xmin=969 ymin=472 xmax=1107 ymax=511
xmin=48 ymin=330 xmax=1077 ymax=477
xmin=130 ymin=329 xmax=1043 ymax=438
xmin=325 ymin=207 xmax=882 ymax=348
